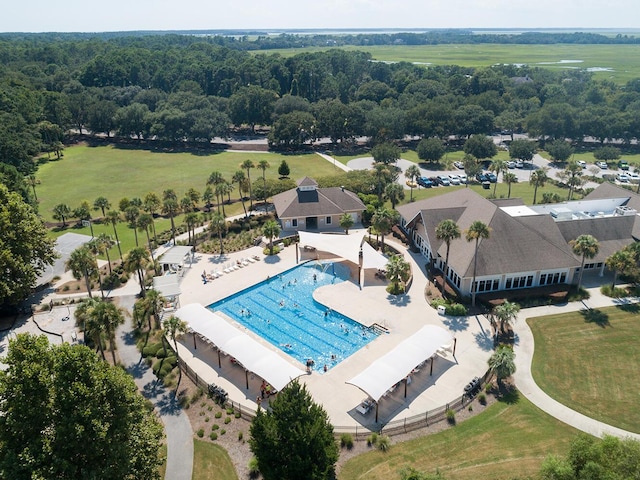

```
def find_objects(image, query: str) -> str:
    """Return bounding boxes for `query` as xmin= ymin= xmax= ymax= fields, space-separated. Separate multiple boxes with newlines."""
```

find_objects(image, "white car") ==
xmin=515 ymin=160 xmax=524 ymax=169
xmin=628 ymin=172 xmax=640 ymax=183
xmin=617 ymin=174 xmax=630 ymax=183
xmin=577 ymin=160 xmax=587 ymax=168
xmin=507 ymin=161 xmax=516 ymax=169
xmin=453 ymin=161 xmax=464 ymax=169
xmin=448 ymin=174 xmax=461 ymax=185
xmin=596 ymin=161 xmax=608 ymax=169
xmin=458 ymin=173 xmax=468 ymax=184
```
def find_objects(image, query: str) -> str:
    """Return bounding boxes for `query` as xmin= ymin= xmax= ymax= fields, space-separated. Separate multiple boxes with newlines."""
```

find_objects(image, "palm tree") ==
xmin=162 ymin=189 xmax=178 ymax=202
xmin=209 ymin=212 xmax=227 ymax=255
xmin=124 ymin=206 xmax=140 ymax=247
xmin=241 ymin=159 xmax=255 ymax=210
xmin=96 ymin=233 xmax=115 ymax=274
xmin=52 ymin=203 xmax=72 ymax=227
xmin=385 ymin=254 xmax=410 ymax=293
xmin=529 ymin=168 xmax=549 ymax=205
xmin=339 ymin=212 xmax=354 ymax=235
xmin=215 ymin=182 xmax=229 ymax=217
xmin=489 ymin=159 xmax=507 ymax=195
xmin=262 ymin=219 xmax=281 ymax=255
xmin=105 ymin=210 xmax=124 ymax=262
xmin=93 ymin=300 xmax=125 ymax=364
xmin=371 ymin=207 xmax=396 ymax=252
xmin=404 ymin=164 xmax=421 ymax=202
xmin=488 ymin=344 xmax=516 ymax=389
xmin=163 ymin=315 xmax=188 ymax=388
xmin=503 ymin=172 xmax=518 ymax=199
xmin=465 ymin=220 xmax=491 ymax=307
xmin=162 ymin=198 xmax=179 ymax=245
xmin=184 ymin=212 xmax=199 ymax=246
xmin=232 ymin=170 xmax=248 ymax=218
xmin=143 ymin=191 xmax=161 ymax=241
xmin=257 ymin=159 xmax=270 ymax=204
xmin=86 ymin=238 xmax=106 ymax=298
xmin=570 ymin=234 xmax=600 ymax=290
xmin=491 ymin=301 xmax=520 ymax=337
xmin=605 ymin=250 xmax=634 ymax=289
xmin=137 ymin=213 xmax=157 ymax=272
xmin=207 ymin=170 xmax=225 ymax=213
xmin=145 ymin=289 xmax=165 ymax=329
xmin=202 ymin=185 xmax=214 ymax=212
xmin=373 ymin=162 xmax=392 ymax=203
xmin=124 ymin=246 xmax=151 ymax=298
xmin=93 ymin=196 xmax=111 ymax=218
xmin=186 ymin=187 xmax=200 ymax=210
xmin=384 ymin=182 xmax=404 ymax=209
xmin=435 ymin=219 xmax=461 ymax=296
xmin=66 ymin=245 xmax=98 ymax=298
xmin=27 ymin=174 xmax=39 ymax=201
xmin=76 ymin=298 xmax=106 ymax=360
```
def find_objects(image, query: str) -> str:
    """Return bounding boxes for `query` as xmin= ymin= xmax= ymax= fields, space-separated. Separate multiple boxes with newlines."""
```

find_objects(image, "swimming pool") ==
xmin=207 ymin=261 xmax=379 ymax=372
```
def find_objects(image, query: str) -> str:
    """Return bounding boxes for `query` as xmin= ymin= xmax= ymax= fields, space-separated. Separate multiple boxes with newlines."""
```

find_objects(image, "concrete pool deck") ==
xmin=173 ymin=233 xmax=493 ymax=428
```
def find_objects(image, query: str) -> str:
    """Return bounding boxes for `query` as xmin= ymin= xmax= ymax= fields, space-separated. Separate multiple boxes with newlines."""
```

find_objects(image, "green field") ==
xmin=338 ymin=393 xmax=578 ymax=480
xmin=259 ymin=44 xmax=640 ymax=83
xmin=529 ymin=304 xmax=640 ymax=433
xmin=35 ymin=145 xmax=340 ymax=224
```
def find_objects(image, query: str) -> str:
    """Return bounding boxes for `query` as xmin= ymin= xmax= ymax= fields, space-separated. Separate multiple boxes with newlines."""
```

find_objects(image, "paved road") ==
xmin=115 ymin=295 xmax=194 ymax=480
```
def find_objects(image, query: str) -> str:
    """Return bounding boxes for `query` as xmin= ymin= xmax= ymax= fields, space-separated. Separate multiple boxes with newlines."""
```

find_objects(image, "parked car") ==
xmin=507 ymin=161 xmax=516 ymax=169
xmin=596 ymin=161 xmax=608 ymax=169
xmin=577 ymin=160 xmax=587 ymax=169
xmin=476 ymin=172 xmax=489 ymax=182
xmin=448 ymin=174 xmax=461 ymax=185
xmin=436 ymin=175 xmax=451 ymax=186
xmin=486 ymin=172 xmax=498 ymax=183
xmin=620 ymin=160 xmax=630 ymax=171
xmin=458 ymin=173 xmax=468 ymax=184
xmin=628 ymin=172 xmax=640 ymax=183
xmin=417 ymin=176 xmax=433 ymax=188
xmin=515 ymin=160 xmax=524 ymax=169
xmin=617 ymin=173 xmax=630 ymax=183
xmin=453 ymin=161 xmax=465 ymax=169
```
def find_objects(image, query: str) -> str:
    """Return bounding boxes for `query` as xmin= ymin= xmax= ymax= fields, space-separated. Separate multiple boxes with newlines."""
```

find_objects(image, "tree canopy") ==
xmin=249 ymin=379 xmax=338 ymax=480
xmin=0 ymin=184 xmax=56 ymax=306
xmin=0 ymin=334 xmax=163 ymax=479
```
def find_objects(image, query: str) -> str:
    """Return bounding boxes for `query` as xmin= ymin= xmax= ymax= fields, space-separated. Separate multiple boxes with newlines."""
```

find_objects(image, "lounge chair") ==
xmin=241 ymin=258 xmax=250 ymax=266
xmin=246 ymin=256 xmax=256 ymax=263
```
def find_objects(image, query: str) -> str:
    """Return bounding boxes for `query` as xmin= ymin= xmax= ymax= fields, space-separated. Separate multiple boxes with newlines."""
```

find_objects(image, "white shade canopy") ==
xmin=346 ymin=325 xmax=453 ymax=402
xmin=298 ymin=230 xmax=388 ymax=270
xmin=175 ymin=303 xmax=305 ymax=391
xmin=159 ymin=245 xmax=193 ymax=266
xmin=152 ymin=275 xmax=181 ymax=298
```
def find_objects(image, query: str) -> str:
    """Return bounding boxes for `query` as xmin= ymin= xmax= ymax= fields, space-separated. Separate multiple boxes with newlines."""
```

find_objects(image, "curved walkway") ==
xmin=513 ymin=288 xmax=640 ymax=440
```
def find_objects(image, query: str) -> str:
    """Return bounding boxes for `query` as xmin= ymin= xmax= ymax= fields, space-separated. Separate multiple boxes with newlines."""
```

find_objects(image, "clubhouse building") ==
xmin=272 ymin=177 xmax=366 ymax=231
xmin=397 ymin=183 xmax=640 ymax=297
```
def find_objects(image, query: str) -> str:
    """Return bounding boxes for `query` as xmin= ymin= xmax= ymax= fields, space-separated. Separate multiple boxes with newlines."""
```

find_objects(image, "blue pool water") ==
xmin=207 ymin=262 xmax=379 ymax=372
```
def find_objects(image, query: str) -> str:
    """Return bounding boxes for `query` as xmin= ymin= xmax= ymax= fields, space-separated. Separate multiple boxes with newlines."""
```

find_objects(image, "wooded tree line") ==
xmin=2 ymin=34 xmax=640 ymax=181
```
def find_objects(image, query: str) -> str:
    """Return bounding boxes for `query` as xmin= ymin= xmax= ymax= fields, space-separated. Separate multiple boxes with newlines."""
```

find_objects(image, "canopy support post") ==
xmin=193 ymin=332 xmax=197 ymax=350
xmin=375 ymin=402 xmax=379 ymax=423
xmin=217 ymin=350 xmax=221 ymax=368
xmin=245 ymin=370 xmax=249 ymax=390
xmin=430 ymin=356 xmax=434 ymax=376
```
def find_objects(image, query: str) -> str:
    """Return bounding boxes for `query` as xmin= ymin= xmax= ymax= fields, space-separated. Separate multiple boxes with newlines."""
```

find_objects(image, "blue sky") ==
xmin=3 ymin=0 xmax=639 ymax=33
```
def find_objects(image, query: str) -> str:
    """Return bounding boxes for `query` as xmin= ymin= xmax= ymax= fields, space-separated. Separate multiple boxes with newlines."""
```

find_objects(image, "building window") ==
xmin=474 ymin=279 xmax=500 ymax=293
xmin=326 ymin=216 xmax=332 ymax=225
xmin=539 ymin=271 xmax=568 ymax=286
xmin=292 ymin=219 xmax=298 ymax=227
xmin=505 ymin=275 xmax=533 ymax=290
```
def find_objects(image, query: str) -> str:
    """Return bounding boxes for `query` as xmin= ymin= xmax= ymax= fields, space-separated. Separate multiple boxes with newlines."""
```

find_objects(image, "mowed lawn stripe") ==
xmin=529 ymin=305 xmax=640 ymax=433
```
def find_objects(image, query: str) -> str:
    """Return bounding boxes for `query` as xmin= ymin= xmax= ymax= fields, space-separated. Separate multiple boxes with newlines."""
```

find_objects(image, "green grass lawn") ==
xmin=258 ymin=44 xmax=640 ymax=84
xmin=338 ymin=393 xmax=579 ymax=480
xmin=529 ymin=304 xmax=640 ymax=434
xmin=35 ymin=145 xmax=338 ymax=223
xmin=192 ymin=439 xmax=238 ymax=480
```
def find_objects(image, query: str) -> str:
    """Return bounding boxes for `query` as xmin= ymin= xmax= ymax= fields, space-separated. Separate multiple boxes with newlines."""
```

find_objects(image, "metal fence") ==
xmin=180 ymin=359 xmax=490 ymax=437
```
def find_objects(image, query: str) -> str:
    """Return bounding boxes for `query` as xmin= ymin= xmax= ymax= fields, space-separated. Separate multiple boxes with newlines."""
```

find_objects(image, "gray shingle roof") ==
xmin=272 ymin=182 xmax=365 ymax=219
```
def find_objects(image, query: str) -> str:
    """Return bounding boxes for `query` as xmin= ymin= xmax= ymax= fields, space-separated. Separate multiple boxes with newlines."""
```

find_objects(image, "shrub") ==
xmin=142 ymin=343 xmax=163 ymax=358
xmin=226 ymin=407 xmax=234 ymax=415
xmin=445 ymin=303 xmax=467 ymax=316
xmin=209 ymin=432 xmax=218 ymax=441
xmin=215 ymin=411 xmax=222 ymax=419
xmin=600 ymin=284 xmax=628 ymax=298
xmin=212 ymin=424 xmax=219 ymax=430
xmin=102 ymin=272 xmax=122 ymax=290
xmin=220 ymin=429 xmax=226 ymax=435
xmin=234 ymin=411 xmax=241 ymax=418
xmin=248 ymin=457 xmax=260 ymax=478
xmin=366 ymin=432 xmax=379 ymax=447
xmin=376 ymin=435 xmax=391 ymax=452
xmin=478 ymin=393 xmax=487 ymax=405
xmin=340 ymin=433 xmax=354 ymax=450
xmin=205 ymin=417 xmax=210 ymax=422
xmin=238 ymin=431 xmax=243 ymax=441
xmin=224 ymin=417 xmax=231 ymax=424
xmin=197 ymin=428 xmax=204 ymax=438
xmin=446 ymin=408 xmax=456 ymax=425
